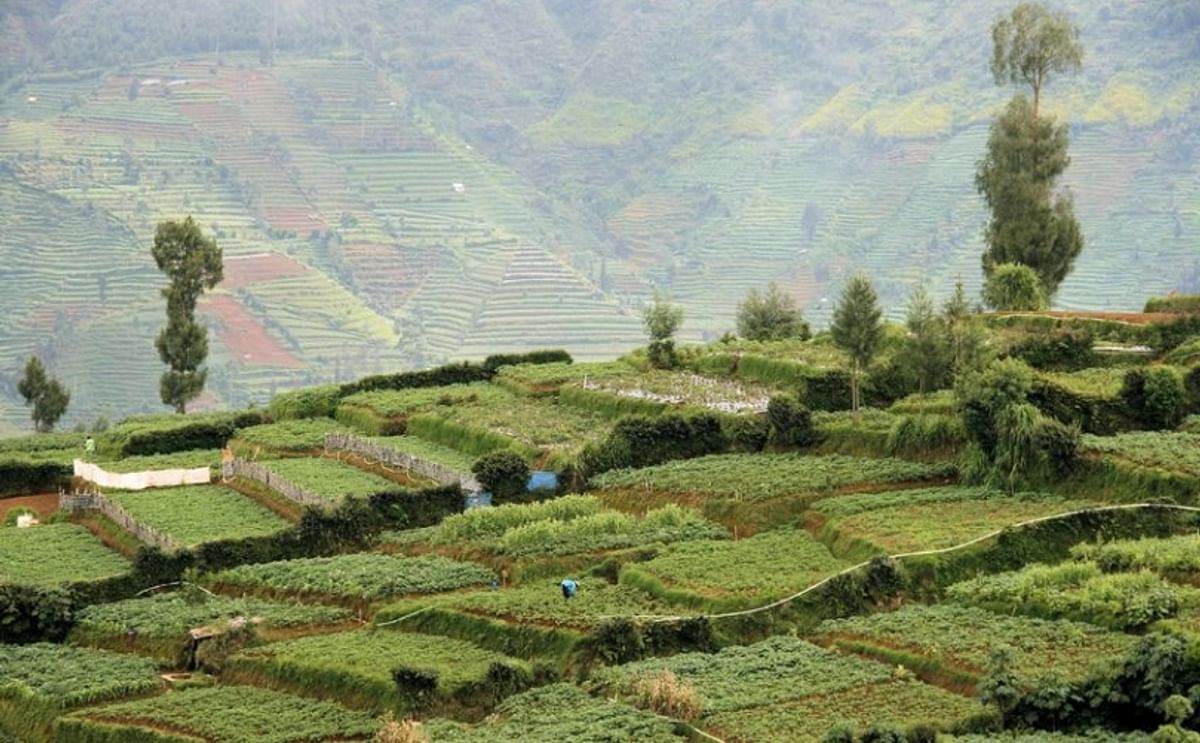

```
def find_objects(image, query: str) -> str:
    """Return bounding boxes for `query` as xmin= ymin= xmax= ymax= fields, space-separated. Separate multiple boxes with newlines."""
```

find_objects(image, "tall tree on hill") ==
xmin=18 ymin=356 xmax=70 ymax=432
xmin=152 ymin=217 xmax=223 ymax=414
xmin=900 ymin=287 xmax=951 ymax=394
xmin=736 ymin=282 xmax=810 ymax=341
xmin=978 ymin=2 xmax=1084 ymax=302
xmin=830 ymin=274 xmax=883 ymax=414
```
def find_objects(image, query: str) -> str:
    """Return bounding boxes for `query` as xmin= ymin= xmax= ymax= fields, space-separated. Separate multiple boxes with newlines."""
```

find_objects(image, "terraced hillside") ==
xmin=1 ymin=0 xmax=1197 ymax=428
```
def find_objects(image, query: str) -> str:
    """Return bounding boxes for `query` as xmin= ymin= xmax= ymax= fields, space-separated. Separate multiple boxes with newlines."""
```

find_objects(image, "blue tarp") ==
xmin=464 ymin=492 xmax=493 ymax=509
xmin=527 ymin=471 xmax=558 ymax=492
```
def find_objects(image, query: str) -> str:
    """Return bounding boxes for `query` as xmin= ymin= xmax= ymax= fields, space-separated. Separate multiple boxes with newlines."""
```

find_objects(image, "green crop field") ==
xmin=60 ymin=685 xmax=377 ymax=743
xmin=0 ymin=643 xmax=161 ymax=709
xmin=94 ymin=449 xmax=220 ymax=473
xmin=368 ymin=435 xmax=478 ymax=473
xmin=1082 ymin=432 xmax=1200 ymax=477
xmin=205 ymin=552 xmax=494 ymax=602
xmin=622 ymin=527 xmax=848 ymax=601
xmin=226 ymin=630 xmax=529 ymax=712
xmin=106 ymin=485 xmax=289 ymax=547
xmin=258 ymin=457 xmax=400 ymax=500
xmin=378 ymin=581 xmax=689 ymax=631
xmin=235 ymin=419 xmax=349 ymax=452
xmin=1072 ymin=533 xmax=1200 ymax=575
xmin=72 ymin=592 xmax=352 ymax=658
xmin=423 ymin=683 xmax=683 ymax=742
xmin=0 ymin=523 xmax=129 ymax=587
xmin=596 ymin=636 xmax=984 ymax=741
xmin=811 ymin=487 xmax=1101 ymax=553
xmin=817 ymin=605 xmax=1136 ymax=683
xmin=592 ymin=454 xmax=956 ymax=503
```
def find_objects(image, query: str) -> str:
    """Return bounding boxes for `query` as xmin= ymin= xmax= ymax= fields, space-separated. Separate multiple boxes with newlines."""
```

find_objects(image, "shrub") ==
xmin=630 ymin=670 xmax=704 ymax=721
xmin=721 ymin=415 xmax=768 ymax=452
xmin=0 ymin=457 xmax=70 ymax=496
xmin=341 ymin=362 xmax=492 ymax=396
xmin=268 ymin=384 xmax=341 ymax=420
xmin=1122 ymin=367 xmax=1188 ymax=429
xmin=1008 ymin=328 xmax=1096 ymax=370
xmin=1186 ymin=366 xmax=1200 ymax=406
xmin=482 ymin=349 xmax=573 ymax=371
xmin=766 ymin=395 xmax=816 ymax=448
xmin=391 ymin=667 xmax=439 ymax=701
xmin=984 ymin=263 xmax=1047 ymax=311
xmin=580 ymin=412 xmax=729 ymax=477
xmin=1145 ymin=294 xmax=1200 ymax=314
xmin=101 ymin=410 xmax=266 ymax=457
xmin=736 ymin=283 xmax=810 ymax=341
xmin=472 ymin=451 xmax=532 ymax=500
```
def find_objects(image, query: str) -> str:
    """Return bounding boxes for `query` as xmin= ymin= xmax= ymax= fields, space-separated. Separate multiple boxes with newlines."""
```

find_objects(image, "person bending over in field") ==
xmin=560 ymin=578 xmax=578 ymax=601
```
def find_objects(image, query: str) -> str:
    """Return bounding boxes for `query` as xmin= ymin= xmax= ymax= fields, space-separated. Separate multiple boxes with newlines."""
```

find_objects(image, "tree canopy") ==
xmin=990 ymin=1 xmax=1083 ymax=118
xmin=736 ymin=283 xmax=810 ymax=342
xmin=830 ymin=274 xmax=884 ymax=413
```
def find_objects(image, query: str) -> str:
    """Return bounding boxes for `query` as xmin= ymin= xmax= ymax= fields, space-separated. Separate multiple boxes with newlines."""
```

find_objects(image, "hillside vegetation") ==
xmin=1 ymin=0 xmax=1199 ymax=427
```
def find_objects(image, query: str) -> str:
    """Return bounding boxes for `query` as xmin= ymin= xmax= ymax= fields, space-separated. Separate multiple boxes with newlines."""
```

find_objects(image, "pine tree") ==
xmin=152 ymin=217 xmax=223 ymax=413
xmin=943 ymin=280 xmax=989 ymax=377
xmin=643 ymin=291 xmax=684 ymax=369
xmin=830 ymin=274 xmax=884 ymax=413
xmin=901 ymin=287 xmax=951 ymax=394
xmin=978 ymin=3 xmax=1084 ymax=300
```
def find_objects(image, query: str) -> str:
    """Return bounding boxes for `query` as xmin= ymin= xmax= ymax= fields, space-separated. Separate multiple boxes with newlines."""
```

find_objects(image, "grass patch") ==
xmin=0 ymin=522 xmax=129 ymax=587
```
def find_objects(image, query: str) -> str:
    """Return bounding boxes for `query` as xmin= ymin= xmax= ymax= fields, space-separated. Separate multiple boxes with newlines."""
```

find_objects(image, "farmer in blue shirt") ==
xmin=560 ymin=578 xmax=578 ymax=600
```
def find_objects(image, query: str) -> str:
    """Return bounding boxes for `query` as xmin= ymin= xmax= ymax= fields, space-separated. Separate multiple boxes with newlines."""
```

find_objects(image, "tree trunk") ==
xmin=851 ymin=359 xmax=861 ymax=415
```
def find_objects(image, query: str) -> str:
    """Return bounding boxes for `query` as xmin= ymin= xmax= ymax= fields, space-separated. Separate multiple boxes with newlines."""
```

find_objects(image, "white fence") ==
xmin=221 ymin=459 xmax=333 ymax=509
xmin=74 ymin=459 xmax=211 ymax=491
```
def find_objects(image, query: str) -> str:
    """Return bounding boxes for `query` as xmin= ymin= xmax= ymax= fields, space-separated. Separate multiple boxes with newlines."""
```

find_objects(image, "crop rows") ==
xmin=1082 ymin=432 xmax=1200 ymax=477
xmin=106 ymin=485 xmax=288 ymax=548
xmin=257 ymin=457 xmax=399 ymax=501
xmin=1072 ymin=533 xmax=1200 ymax=574
xmin=0 ymin=643 xmax=161 ymax=709
xmin=0 ymin=523 xmax=129 ymax=587
xmin=205 ymin=552 xmax=494 ymax=602
xmin=591 ymin=454 xmax=955 ymax=504
xmin=61 ymin=685 xmax=376 ymax=743
xmin=817 ymin=605 xmax=1135 ymax=682
xmin=235 ymin=419 xmax=349 ymax=452
xmin=368 ymin=435 xmax=478 ymax=473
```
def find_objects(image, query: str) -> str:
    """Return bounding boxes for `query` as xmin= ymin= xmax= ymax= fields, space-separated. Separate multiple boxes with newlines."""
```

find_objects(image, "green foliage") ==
xmin=0 ymin=456 xmax=71 ymax=496
xmin=0 ymin=642 xmax=160 ymax=708
xmin=152 ymin=216 xmax=223 ymax=414
xmin=100 ymin=409 xmax=266 ymax=457
xmin=472 ymin=450 xmax=532 ymax=500
xmin=767 ymin=395 xmax=817 ymax=448
xmin=17 ymin=356 xmax=70 ymax=433
xmin=593 ymin=453 xmax=954 ymax=504
xmin=976 ymin=95 xmax=1082 ymax=298
xmin=235 ymin=419 xmax=347 ymax=452
xmin=0 ymin=584 xmax=79 ymax=644
xmin=227 ymin=630 xmax=529 ymax=713
xmin=482 ymin=349 xmax=573 ymax=372
xmin=421 ymin=683 xmax=682 ymax=742
xmin=369 ymin=436 xmax=478 ymax=474
xmin=943 ymin=281 xmax=991 ymax=377
xmin=831 ymin=275 xmax=885 ymax=412
xmin=205 ymin=553 xmax=493 ymax=601
xmin=107 ymin=485 xmax=288 ymax=547
xmin=0 ymin=523 xmax=129 ymax=588
xmin=818 ymin=604 xmax=1134 ymax=683
xmin=947 ymin=562 xmax=1184 ymax=630
xmin=61 ymin=685 xmax=377 ymax=743
xmin=900 ymin=287 xmax=953 ymax=394
xmin=340 ymin=363 xmax=494 ymax=397
xmin=984 ymin=263 xmax=1048 ymax=311
xmin=268 ymin=384 xmax=342 ymax=421
xmin=644 ymin=292 xmax=685 ymax=369
xmin=990 ymin=1 xmax=1084 ymax=113
xmin=260 ymin=457 xmax=402 ymax=501
xmin=430 ymin=494 xmax=604 ymax=545
xmin=495 ymin=505 xmax=724 ymax=559
xmin=1146 ymin=295 xmax=1200 ymax=315
xmin=1072 ymin=533 xmax=1200 ymax=574
xmin=75 ymin=590 xmax=349 ymax=637
xmin=95 ymin=448 xmax=219 ymax=473
xmin=1122 ymin=367 xmax=1188 ymax=429
xmin=579 ymin=412 xmax=729 ymax=477
xmin=1007 ymin=328 xmax=1096 ymax=371
xmin=625 ymin=527 xmax=846 ymax=602
xmin=736 ymin=283 xmax=810 ymax=342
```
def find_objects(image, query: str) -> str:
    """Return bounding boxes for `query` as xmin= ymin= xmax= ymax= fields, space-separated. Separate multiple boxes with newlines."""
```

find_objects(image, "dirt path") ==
xmin=0 ymin=493 xmax=60 ymax=519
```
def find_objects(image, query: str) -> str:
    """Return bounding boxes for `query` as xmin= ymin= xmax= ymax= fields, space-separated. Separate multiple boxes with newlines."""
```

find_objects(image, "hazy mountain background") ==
xmin=0 ymin=0 xmax=1197 ymax=431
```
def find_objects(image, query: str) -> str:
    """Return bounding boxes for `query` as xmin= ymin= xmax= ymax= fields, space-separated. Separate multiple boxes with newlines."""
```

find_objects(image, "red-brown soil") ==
xmin=199 ymin=295 xmax=302 ymax=368
xmin=219 ymin=253 xmax=308 ymax=290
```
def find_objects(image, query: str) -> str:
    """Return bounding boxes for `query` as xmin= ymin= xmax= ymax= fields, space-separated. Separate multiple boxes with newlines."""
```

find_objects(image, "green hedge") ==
xmin=0 ymin=457 xmax=71 ymax=496
xmin=482 ymin=349 xmax=573 ymax=371
xmin=1145 ymin=294 xmax=1200 ymax=314
xmin=100 ymin=410 xmax=267 ymax=457
xmin=579 ymin=412 xmax=730 ymax=478
xmin=558 ymin=386 xmax=668 ymax=419
xmin=1029 ymin=378 xmax=1131 ymax=435
xmin=267 ymin=384 xmax=341 ymax=420
xmin=333 ymin=404 xmax=406 ymax=436
xmin=338 ymin=362 xmax=492 ymax=396
xmin=406 ymin=414 xmax=539 ymax=461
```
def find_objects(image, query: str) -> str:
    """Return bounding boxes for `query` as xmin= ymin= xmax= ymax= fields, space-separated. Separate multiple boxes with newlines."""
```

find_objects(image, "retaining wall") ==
xmin=221 ymin=459 xmax=333 ymax=509
xmin=324 ymin=433 xmax=481 ymax=492
xmin=58 ymin=490 xmax=181 ymax=552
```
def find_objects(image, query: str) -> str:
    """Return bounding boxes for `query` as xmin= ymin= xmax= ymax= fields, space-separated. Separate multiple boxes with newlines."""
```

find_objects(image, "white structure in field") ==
xmin=74 ymin=460 xmax=212 ymax=491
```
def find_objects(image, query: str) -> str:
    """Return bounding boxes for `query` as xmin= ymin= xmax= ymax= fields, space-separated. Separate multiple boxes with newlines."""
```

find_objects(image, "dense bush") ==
xmin=472 ymin=450 xmax=532 ymax=500
xmin=101 ymin=410 xmax=267 ymax=457
xmin=267 ymin=384 xmax=341 ymax=420
xmin=1008 ymin=328 xmax=1096 ymax=370
xmin=0 ymin=585 xmax=76 ymax=643
xmin=482 ymin=349 xmax=573 ymax=371
xmin=340 ymin=362 xmax=492 ymax=396
xmin=766 ymin=395 xmax=817 ymax=448
xmin=0 ymin=457 xmax=71 ymax=496
xmin=579 ymin=412 xmax=729 ymax=477
xmin=1145 ymin=294 xmax=1200 ymax=314
xmin=984 ymin=263 xmax=1048 ymax=311
xmin=721 ymin=414 xmax=768 ymax=453
xmin=1122 ymin=367 xmax=1188 ymax=430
